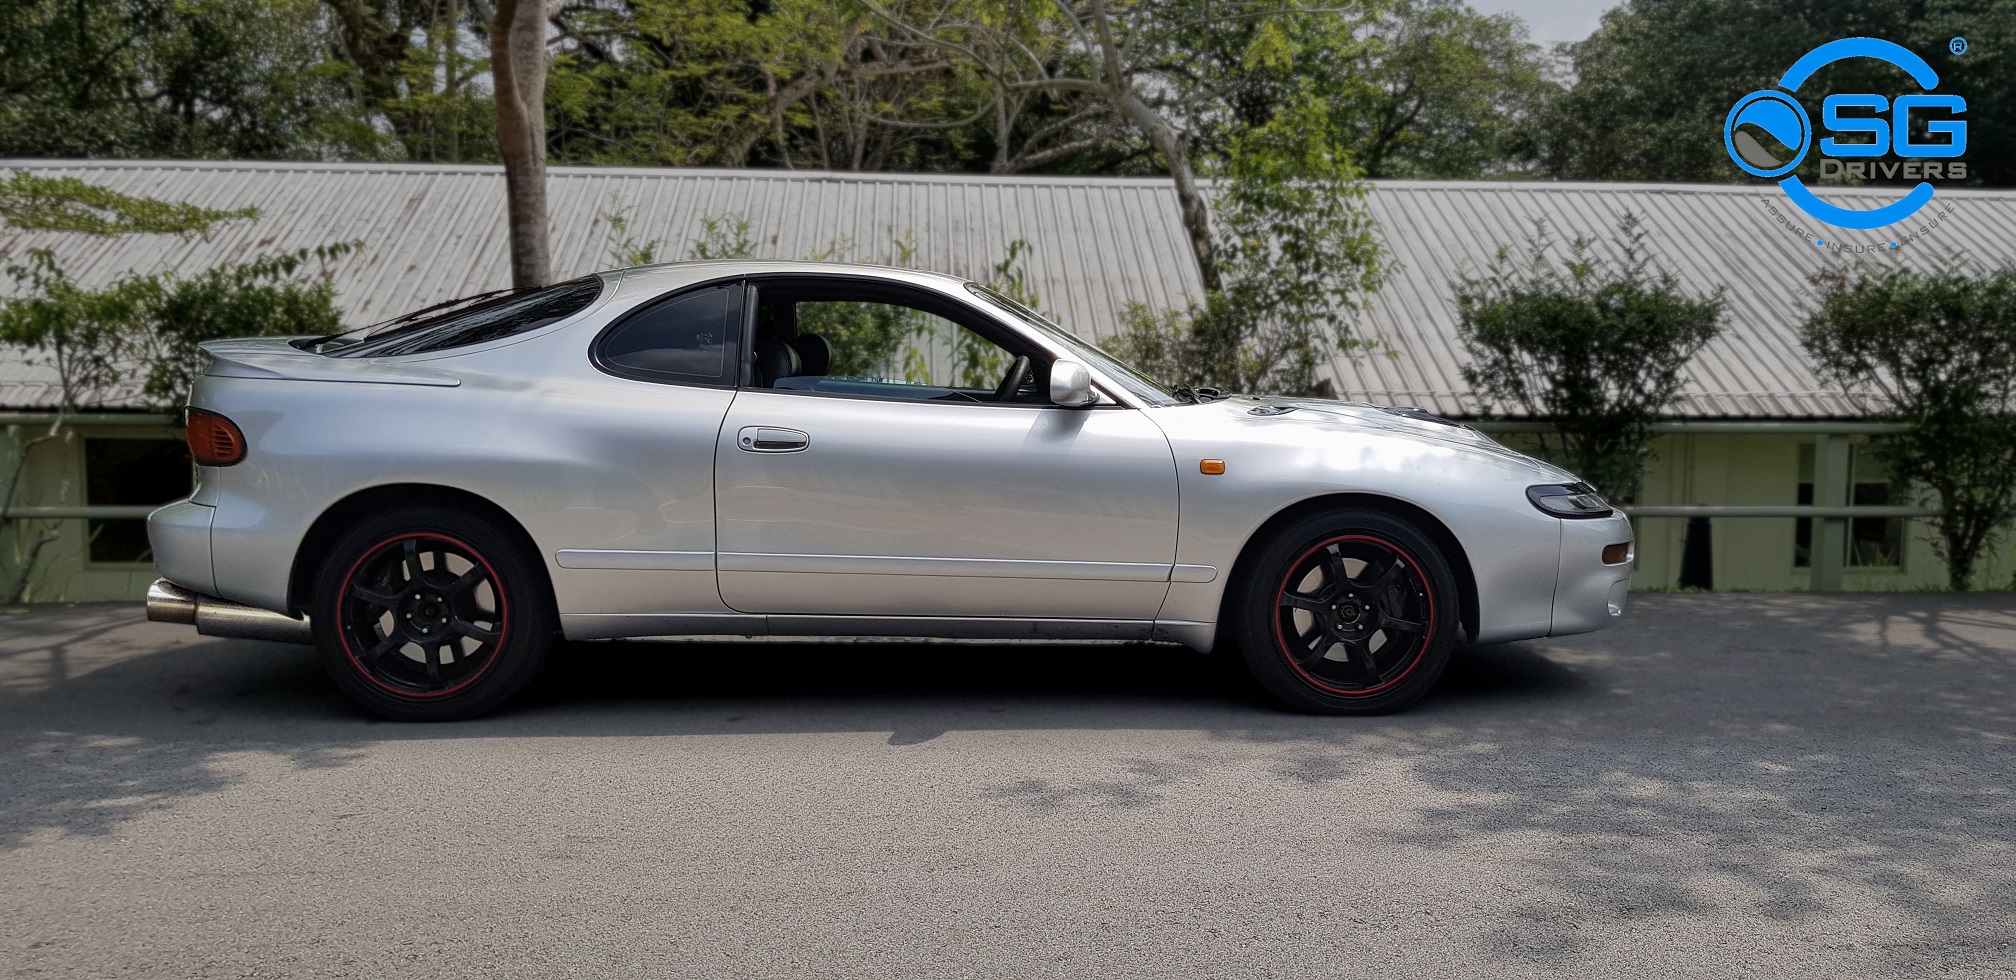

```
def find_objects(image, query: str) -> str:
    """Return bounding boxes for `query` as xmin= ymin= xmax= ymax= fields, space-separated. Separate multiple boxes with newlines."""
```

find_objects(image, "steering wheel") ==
xmin=993 ymin=355 xmax=1032 ymax=402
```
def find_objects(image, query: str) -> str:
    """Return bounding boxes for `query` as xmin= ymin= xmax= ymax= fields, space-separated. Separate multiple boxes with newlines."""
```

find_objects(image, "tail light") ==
xmin=186 ymin=408 xmax=246 ymax=466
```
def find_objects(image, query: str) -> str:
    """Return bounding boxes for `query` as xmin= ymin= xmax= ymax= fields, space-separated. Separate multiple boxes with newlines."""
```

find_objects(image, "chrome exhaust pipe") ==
xmin=146 ymin=578 xmax=313 ymax=645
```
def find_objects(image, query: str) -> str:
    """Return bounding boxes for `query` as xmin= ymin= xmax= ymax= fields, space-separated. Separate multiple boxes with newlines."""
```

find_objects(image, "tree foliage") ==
xmin=0 ymin=174 xmax=355 ymax=412
xmin=0 ymin=173 xmax=256 ymax=237
xmin=0 ymin=0 xmax=370 ymax=159
xmin=0 ymin=245 xmax=356 ymax=412
xmin=1542 ymin=0 xmax=2013 ymax=186
xmin=1113 ymin=99 xmax=1387 ymax=396
xmin=1801 ymin=265 xmax=2016 ymax=590
xmin=1454 ymin=214 xmax=1726 ymax=500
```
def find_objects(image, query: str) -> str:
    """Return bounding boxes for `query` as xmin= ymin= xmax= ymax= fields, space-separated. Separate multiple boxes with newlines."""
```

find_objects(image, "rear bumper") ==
xmin=146 ymin=579 xmax=313 ymax=645
xmin=146 ymin=499 xmax=217 ymax=596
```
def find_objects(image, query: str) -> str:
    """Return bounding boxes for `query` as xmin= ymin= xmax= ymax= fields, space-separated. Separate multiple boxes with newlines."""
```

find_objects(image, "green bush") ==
xmin=1801 ymin=266 xmax=2016 ymax=591
xmin=1454 ymin=213 xmax=1724 ymax=500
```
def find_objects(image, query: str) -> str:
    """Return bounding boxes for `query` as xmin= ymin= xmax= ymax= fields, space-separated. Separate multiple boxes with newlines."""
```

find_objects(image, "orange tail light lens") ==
xmin=186 ymin=408 xmax=246 ymax=466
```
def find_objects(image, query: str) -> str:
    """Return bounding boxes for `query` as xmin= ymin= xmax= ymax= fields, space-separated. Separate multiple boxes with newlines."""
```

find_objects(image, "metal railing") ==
xmin=0 ymin=505 xmax=161 ymax=520
xmin=1468 ymin=420 xmax=1929 ymax=591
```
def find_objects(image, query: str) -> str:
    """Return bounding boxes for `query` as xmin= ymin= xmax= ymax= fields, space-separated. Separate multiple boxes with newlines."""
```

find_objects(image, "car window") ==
xmin=598 ymin=284 xmax=738 ymax=383
xmin=753 ymin=286 xmax=1037 ymax=404
xmin=965 ymin=283 xmax=1180 ymax=406
xmin=304 ymin=277 xmax=604 ymax=357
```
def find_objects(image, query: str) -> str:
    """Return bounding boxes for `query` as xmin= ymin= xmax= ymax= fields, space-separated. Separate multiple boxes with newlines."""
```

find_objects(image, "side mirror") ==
xmin=1049 ymin=359 xmax=1097 ymax=407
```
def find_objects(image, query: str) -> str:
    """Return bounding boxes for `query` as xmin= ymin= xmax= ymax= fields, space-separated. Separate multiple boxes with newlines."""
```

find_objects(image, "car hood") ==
xmin=1163 ymin=395 xmax=1580 ymax=483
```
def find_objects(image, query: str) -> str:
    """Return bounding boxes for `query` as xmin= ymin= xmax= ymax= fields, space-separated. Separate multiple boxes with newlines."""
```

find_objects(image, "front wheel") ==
xmin=310 ymin=505 xmax=555 ymax=722
xmin=1231 ymin=510 xmax=1459 ymax=715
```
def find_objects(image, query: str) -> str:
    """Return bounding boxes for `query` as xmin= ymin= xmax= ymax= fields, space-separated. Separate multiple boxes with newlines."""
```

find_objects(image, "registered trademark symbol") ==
xmin=1950 ymin=37 xmax=1968 ymax=55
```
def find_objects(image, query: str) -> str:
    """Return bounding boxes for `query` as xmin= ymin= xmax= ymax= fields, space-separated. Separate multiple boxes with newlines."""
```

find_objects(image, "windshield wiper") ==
xmin=1171 ymin=386 xmax=1224 ymax=404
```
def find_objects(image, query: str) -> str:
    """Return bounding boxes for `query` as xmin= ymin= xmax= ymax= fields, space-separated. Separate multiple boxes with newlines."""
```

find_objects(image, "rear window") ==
xmin=301 ymin=276 xmax=604 ymax=357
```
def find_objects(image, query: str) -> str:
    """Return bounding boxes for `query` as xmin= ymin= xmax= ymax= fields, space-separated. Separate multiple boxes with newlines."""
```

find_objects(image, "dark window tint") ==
xmin=309 ymin=277 xmax=603 ymax=357
xmin=599 ymin=286 xmax=735 ymax=381
xmin=84 ymin=437 xmax=193 ymax=564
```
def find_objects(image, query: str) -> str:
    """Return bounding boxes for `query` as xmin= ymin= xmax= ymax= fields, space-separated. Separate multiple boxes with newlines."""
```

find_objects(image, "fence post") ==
xmin=1812 ymin=433 xmax=1851 ymax=591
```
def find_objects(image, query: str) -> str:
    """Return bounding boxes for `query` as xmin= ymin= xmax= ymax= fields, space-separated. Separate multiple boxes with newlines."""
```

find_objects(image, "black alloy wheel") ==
xmin=338 ymin=533 xmax=507 ymax=698
xmin=311 ymin=505 xmax=554 ymax=721
xmin=1233 ymin=509 xmax=1459 ymax=714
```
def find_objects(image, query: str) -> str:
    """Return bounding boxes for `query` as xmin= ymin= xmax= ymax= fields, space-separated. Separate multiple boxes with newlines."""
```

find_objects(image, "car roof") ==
xmin=608 ymin=260 xmax=973 ymax=295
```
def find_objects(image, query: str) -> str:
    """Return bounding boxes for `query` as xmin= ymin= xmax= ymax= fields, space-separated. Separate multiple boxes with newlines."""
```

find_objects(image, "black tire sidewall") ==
xmin=310 ymin=505 xmax=555 ymax=722
xmin=1233 ymin=509 xmax=1460 ymax=715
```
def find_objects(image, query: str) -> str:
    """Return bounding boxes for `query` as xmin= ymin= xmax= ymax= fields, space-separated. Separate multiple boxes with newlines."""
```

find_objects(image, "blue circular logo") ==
xmin=1950 ymin=36 xmax=1967 ymax=55
xmin=1724 ymin=90 xmax=1811 ymax=178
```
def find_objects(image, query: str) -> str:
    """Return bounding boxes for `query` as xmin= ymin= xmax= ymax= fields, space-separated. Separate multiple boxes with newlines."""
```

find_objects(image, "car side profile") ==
xmin=146 ymin=260 xmax=1634 ymax=721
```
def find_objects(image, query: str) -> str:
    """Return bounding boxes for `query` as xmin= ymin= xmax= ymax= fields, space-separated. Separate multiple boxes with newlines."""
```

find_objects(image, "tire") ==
xmin=1230 ymin=509 xmax=1460 ymax=715
xmin=309 ymin=505 xmax=555 ymax=722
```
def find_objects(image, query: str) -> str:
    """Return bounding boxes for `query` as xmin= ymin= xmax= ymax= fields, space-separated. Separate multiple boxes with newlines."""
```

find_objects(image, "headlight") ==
xmin=1526 ymin=482 xmax=1613 ymax=519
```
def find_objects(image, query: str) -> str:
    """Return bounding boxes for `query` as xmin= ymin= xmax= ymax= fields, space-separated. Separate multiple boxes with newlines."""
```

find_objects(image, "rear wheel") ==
xmin=310 ymin=506 xmax=555 ymax=721
xmin=1232 ymin=509 xmax=1459 ymax=715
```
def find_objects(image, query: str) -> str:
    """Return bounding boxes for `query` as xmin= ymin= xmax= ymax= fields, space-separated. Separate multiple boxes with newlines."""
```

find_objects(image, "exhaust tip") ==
xmin=146 ymin=579 xmax=199 ymax=625
xmin=144 ymin=577 xmax=313 ymax=644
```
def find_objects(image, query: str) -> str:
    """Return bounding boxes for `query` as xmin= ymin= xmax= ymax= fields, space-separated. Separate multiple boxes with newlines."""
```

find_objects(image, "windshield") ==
xmin=964 ymin=283 xmax=1181 ymax=407
xmin=299 ymin=276 xmax=604 ymax=357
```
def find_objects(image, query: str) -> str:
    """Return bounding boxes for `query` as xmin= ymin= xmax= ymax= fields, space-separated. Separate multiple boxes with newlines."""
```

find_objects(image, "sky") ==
xmin=1467 ymin=0 xmax=1617 ymax=47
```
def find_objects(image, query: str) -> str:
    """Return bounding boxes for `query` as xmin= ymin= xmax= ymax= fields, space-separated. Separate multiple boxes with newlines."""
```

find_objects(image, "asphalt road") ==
xmin=2 ymin=593 xmax=2013 ymax=979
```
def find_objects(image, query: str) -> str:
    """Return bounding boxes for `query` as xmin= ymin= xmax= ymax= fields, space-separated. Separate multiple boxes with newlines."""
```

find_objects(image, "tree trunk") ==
xmin=1111 ymin=89 xmax=1220 ymax=292
xmin=491 ymin=0 xmax=550 ymax=288
xmin=1083 ymin=0 xmax=1219 ymax=293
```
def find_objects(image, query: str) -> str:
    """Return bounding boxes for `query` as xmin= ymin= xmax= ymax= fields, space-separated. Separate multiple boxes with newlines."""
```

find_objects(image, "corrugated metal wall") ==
xmin=5 ymin=160 xmax=2013 ymax=417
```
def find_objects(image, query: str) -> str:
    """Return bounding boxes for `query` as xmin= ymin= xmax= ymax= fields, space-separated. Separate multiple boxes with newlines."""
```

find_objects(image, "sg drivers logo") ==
xmin=1725 ymin=37 xmax=1967 ymax=232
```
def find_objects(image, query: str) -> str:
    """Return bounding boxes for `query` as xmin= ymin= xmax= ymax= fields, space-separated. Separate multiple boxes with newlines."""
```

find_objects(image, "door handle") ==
xmin=737 ymin=426 xmax=810 ymax=453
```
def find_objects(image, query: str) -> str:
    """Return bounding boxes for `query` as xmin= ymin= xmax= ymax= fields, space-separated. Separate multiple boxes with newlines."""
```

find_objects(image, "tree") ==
xmin=865 ymin=0 xmax=1389 ymax=394
xmin=320 ymin=0 xmax=496 ymax=160
xmin=862 ymin=0 xmax=1289 ymax=287
xmin=1454 ymin=214 xmax=1725 ymax=500
xmin=1542 ymin=0 xmax=2013 ymax=186
xmin=1113 ymin=99 xmax=1386 ymax=395
xmin=491 ymin=0 xmax=553 ymax=286
xmin=1801 ymin=265 xmax=2016 ymax=590
xmin=1180 ymin=0 xmax=1554 ymax=179
xmin=0 ymin=0 xmax=359 ymax=159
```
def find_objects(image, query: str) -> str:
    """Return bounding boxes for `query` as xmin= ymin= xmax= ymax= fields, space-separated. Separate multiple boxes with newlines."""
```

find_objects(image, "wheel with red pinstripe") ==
xmin=310 ymin=506 xmax=555 ymax=721
xmin=1233 ymin=510 xmax=1458 ymax=715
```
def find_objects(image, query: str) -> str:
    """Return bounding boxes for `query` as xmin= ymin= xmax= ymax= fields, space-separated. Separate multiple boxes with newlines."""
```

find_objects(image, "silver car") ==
xmin=146 ymin=260 xmax=1634 ymax=721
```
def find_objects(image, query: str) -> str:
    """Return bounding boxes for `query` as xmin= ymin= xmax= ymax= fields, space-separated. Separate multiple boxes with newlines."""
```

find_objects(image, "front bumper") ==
xmin=1550 ymin=513 xmax=1635 ymax=636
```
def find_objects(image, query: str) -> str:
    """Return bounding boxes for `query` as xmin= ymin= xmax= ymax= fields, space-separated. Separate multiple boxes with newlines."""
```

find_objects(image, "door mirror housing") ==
xmin=1049 ymin=359 xmax=1098 ymax=407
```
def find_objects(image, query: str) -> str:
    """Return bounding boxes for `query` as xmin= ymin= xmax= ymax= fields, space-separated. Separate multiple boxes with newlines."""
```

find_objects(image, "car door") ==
xmin=714 ymin=276 xmax=1180 ymax=625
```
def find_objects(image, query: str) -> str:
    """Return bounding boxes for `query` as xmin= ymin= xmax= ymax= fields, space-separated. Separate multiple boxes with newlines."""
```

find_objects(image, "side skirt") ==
xmin=560 ymin=613 xmax=1179 ymax=644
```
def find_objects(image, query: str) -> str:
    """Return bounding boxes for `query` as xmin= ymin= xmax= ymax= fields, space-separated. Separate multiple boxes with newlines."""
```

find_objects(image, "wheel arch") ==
xmin=287 ymin=483 xmax=552 ymax=616
xmin=1220 ymin=492 xmax=1481 ymax=644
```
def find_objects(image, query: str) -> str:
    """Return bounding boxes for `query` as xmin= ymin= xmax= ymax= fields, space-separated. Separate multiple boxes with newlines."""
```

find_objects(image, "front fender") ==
xmin=1147 ymin=402 xmax=1574 ymax=644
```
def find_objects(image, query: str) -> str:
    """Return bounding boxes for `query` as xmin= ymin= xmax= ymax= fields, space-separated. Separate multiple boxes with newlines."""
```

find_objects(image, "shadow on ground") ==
xmin=2 ymin=594 xmax=2013 ymax=971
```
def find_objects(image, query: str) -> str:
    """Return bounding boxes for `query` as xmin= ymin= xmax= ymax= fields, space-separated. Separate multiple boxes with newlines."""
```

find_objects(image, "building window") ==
xmin=83 ymin=437 xmax=193 ymax=564
xmin=1794 ymin=443 xmax=1904 ymax=569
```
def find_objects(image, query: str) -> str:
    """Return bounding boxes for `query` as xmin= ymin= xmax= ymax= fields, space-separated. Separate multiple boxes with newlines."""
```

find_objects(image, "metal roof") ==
xmin=4 ymin=158 xmax=2014 ymax=416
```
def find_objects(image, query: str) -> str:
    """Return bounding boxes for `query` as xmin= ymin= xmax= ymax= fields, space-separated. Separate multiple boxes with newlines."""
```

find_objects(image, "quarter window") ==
xmin=596 ymin=284 xmax=740 ymax=385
